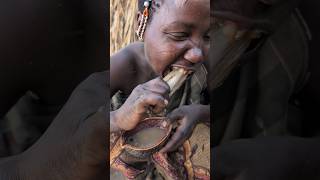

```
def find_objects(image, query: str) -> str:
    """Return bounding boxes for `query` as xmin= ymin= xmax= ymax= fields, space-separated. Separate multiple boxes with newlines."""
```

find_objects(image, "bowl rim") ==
xmin=122 ymin=117 xmax=172 ymax=151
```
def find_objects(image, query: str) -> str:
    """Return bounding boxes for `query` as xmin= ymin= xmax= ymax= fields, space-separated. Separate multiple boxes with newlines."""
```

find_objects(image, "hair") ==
xmin=137 ymin=0 xmax=202 ymax=25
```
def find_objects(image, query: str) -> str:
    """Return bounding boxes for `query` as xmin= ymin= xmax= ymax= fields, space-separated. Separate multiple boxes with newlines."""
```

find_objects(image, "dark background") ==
xmin=0 ymin=0 xmax=108 ymax=156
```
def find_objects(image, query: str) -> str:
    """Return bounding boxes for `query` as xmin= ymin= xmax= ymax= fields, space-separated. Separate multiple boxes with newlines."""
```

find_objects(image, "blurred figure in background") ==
xmin=212 ymin=0 xmax=320 ymax=179
xmin=0 ymin=0 xmax=108 ymax=179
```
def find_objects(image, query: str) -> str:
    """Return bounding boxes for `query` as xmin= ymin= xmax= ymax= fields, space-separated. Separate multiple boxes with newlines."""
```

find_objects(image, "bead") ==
xmin=143 ymin=8 xmax=148 ymax=17
xmin=136 ymin=1 xmax=151 ymax=41
xmin=144 ymin=1 xmax=149 ymax=7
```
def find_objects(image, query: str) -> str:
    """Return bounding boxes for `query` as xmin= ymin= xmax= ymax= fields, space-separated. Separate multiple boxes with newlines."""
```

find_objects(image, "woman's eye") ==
xmin=167 ymin=32 xmax=189 ymax=41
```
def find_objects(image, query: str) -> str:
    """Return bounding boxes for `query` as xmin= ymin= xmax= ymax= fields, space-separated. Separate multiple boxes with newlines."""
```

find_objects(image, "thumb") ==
xmin=166 ymin=107 xmax=184 ymax=124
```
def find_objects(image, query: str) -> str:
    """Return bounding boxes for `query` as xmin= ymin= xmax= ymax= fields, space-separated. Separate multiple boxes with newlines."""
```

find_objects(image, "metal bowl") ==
xmin=121 ymin=117 xmax=172 ymax=160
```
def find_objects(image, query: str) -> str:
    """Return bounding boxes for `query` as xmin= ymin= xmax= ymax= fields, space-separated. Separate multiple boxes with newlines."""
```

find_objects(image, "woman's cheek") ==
xmin=152 ymin=47 xmax=175 ymax=68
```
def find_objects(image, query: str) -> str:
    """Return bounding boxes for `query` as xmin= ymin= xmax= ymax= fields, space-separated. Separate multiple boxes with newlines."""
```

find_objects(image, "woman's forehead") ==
xmin=172 ymin=0 xmax=209 ymax=7
xmin=157 ymin=2 xmax=210 ymax=31
xmin=158 ymin=0 xmax=209 ymax=25
xmin=174 ymin=0 xmax=188 ymax=7
xmin=163 ymin=0 xmax=209 ymax=14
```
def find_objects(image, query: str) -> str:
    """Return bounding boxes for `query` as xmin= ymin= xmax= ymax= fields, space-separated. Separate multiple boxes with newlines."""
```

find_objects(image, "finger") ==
xmin=145 ymin=77 xmax=170 ymax=96
xmin=139 ymin=93 xmax=167 ymax=113
xmin=148 ymin=77 xmax=170 ymax=89
xmin=160 ymin=123 xmax=189 ymax=153
xmin=166 ymin=107 xmax=185 ymax=124
xmin=144 ymin=87 xmax=170 ymax=103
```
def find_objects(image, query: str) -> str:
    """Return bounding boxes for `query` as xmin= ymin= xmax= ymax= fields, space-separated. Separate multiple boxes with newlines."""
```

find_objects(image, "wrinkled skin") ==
xmin=143 ymin=0 xmax=210 ymax=75
xmin=161 ymin=104 xmax=210 ymax=153
xmin=110 ymin=0 xmax=211 ymax=178
xmin=111 ymin=77 xmax=169 ymax=132
xmin=0 ymin=72 xmax=107 ymax=179
xmin=110 ymin=0 xmax=210 ymax=140
xmin=142 ymin=0 xmax=211 ymax=152
xmin=23 ymin=72 xmax=107 ymax=180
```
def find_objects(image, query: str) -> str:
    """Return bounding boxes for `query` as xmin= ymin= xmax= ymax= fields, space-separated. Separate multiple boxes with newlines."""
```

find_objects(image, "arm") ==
xmin=110 ymin=43 xmax=139 ymax=97
xmin=109 ymin=44 xmax=137 ymax=133
xmin=110 ymin=43 xmax=168 ymax=133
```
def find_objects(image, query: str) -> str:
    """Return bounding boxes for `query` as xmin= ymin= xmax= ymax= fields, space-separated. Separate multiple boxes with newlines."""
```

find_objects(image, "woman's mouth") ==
xmin=162 ymin=66 xmax=191 ymax=96
xmin=162 ymin=61 xmax=195 ymax=77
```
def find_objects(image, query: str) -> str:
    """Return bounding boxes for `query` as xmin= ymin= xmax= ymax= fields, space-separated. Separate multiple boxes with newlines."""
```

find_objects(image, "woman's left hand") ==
xmin=160 ymin=104 xmax=209 ymax=153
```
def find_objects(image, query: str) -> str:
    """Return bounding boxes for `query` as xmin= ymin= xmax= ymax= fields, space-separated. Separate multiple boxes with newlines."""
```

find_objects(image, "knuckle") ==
xmin=161 ymin=80 xmax=170 ymax=89
xmin=172 ymin=108 xmax=184 ymax=117
xmin=155 ymin=95 xmax=164 ymax=102
xmin=148 ymin=78 xmax=158 ymax=85
xmin=135 ymin=84 xmax=143 ymax=90
xmin=179 ymin=107 xmax=187 ymax=114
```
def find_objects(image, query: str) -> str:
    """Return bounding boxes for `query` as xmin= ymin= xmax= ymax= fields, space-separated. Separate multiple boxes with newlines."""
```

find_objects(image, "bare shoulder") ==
xmin=110 ymin=42 xmax=144 ymax=96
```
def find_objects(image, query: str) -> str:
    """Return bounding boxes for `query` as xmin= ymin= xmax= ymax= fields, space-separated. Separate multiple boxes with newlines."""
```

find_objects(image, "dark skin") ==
xmin=110 ymin=0 xmax=211 ymax=153
xmin=213 ymin=1 xmax=320 ymax=179
xmin=0 ymin=72 xmax=107 ymax=180
xmin=0 ymin=0 xmax=107 ymax=179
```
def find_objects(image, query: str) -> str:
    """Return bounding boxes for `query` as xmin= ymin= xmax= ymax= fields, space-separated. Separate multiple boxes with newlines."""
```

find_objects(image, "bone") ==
xmin=163 ymin=67 xmax=190 ymax=97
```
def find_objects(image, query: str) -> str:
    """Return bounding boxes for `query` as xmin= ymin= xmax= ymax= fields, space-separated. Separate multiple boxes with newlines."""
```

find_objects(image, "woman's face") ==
xmin=142 ymin=0 xmax=210 ymax=75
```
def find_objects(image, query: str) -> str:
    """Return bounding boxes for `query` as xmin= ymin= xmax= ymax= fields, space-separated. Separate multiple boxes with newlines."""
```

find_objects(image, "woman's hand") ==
xmin=8 ymin=72 xmax=108 ymax=180
xmin=113 ymin=77 xmax=170 ymax=131
xmin=160 ymin=104 xmax=209 ymax=153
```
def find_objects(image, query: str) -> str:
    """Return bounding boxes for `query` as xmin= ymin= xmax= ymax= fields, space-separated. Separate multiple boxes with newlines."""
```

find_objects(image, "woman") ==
xmin=110 ymin=0 xmax=210 ymax=179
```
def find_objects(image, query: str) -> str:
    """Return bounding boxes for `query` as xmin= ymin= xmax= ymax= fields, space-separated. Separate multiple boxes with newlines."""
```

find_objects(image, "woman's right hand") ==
xmin=113 ymin=77 xmax=170 ymax=131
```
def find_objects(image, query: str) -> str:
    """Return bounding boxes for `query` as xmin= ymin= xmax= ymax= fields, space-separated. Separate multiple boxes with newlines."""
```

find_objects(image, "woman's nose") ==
xmin=184 ymin=47 xmax=204 ymax=64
